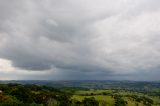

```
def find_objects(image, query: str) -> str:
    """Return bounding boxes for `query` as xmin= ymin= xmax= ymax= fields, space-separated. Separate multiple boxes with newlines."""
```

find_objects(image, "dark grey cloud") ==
xmin=0 ymin=0 xmax=160 ymax=80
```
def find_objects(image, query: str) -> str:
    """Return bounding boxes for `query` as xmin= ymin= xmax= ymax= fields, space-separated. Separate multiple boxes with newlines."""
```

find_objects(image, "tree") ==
xmin=82 ymin=97 xmax=99 ymax=106
xmin=114 ymin=96 xmax=127 ymax=106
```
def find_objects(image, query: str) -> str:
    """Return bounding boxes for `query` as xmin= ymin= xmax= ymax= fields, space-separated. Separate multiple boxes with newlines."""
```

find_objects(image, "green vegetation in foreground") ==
xmin=0 ymin=84 xmax=100 ymax=106
xmin=0 ymin=83 xmax=160 ymax=106
xmin=72 ymin=89 xmax=160 ymax=106
xmin=72 ymin=95 xmax=114 ymax=106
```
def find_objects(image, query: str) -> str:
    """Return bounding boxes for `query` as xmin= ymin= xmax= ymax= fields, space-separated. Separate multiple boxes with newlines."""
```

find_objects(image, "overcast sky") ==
xmin=0 ymin=0 xmax=160 ymax=81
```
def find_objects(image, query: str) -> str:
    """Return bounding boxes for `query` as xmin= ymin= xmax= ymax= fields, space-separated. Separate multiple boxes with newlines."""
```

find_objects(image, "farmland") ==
xmin=72 ymin=89 xmax=160 ymax=106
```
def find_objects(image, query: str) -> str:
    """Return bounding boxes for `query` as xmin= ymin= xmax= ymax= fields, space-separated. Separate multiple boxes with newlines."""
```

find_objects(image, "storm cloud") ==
xmin=0 ymin=0 xmax=160 ymax=80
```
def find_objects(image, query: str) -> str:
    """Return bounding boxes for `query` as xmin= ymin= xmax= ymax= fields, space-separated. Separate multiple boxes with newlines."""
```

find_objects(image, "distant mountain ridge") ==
xmin=0 ymin=80 xmax=160 ymax=90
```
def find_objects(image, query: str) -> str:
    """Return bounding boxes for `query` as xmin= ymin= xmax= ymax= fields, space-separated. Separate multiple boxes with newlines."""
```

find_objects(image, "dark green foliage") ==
xmin=70 ymin=97 xmax=99 ymax=106
xmin=9 ymin=85 xmax=33 ymax=103
xmin=0 ymin=82 xmax=158 ymax=106
xmin=0 ymin=83 xmax=100 ymax=106
xmin=114 ymin=96 xmax=127 ymax=106
xmin=71 ymin=99 xmax=82 ymax=106
xmin=0 ymin=84 xmax=72 ymax=106
xmin=82 ymin=97 xmax=99 ymax=106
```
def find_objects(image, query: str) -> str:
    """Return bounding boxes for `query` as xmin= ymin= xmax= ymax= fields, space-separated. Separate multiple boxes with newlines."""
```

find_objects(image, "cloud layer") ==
xmin=0 ymin=0 xmax=160 ymax=80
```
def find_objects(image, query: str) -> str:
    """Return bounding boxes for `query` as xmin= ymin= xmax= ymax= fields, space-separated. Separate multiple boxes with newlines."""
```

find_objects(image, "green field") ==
xmin=72 ymin=95 xmax=114 ymax=106
xmin=72 ymin=89 xmax=160 ymax=106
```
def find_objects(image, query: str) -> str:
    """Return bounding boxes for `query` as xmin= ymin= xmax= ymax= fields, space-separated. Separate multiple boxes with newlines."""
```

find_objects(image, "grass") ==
xmin=72 ymin=95 xmax=114 ymax=106
xmin=75 ymin=89 xmax=113 ymax=95
xmin=71 ymin=89 xmax=160 ymax=106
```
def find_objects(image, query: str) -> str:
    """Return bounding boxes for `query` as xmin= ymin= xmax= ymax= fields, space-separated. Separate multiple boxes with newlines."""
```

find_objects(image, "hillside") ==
xmin=0 ymin=81 xmax=160 ymax=106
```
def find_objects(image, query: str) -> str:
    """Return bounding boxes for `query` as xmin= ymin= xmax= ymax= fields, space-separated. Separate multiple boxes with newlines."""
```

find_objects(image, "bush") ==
xmin=82 ymin=97 xmax=99 ymax=106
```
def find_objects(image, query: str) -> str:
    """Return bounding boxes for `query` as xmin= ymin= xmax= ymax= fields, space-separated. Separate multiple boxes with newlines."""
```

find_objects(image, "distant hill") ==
xmin=0 ymin=80 xmax=160 ymax=90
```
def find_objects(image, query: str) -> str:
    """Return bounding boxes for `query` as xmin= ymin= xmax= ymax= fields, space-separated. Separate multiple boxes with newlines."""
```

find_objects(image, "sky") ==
xmin=0 ymin=0 xmax=160 ymax=81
